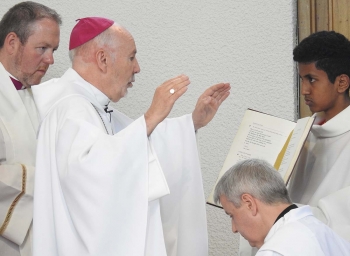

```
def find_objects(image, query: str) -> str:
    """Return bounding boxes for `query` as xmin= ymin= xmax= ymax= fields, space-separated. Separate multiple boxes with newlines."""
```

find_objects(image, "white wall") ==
xmin=1 ymin=1 xmax=297 ymax=255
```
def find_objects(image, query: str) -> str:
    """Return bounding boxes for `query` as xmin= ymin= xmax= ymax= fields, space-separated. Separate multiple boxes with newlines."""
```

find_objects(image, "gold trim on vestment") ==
xmin=0 ymin=164 xmax=27 ymax=234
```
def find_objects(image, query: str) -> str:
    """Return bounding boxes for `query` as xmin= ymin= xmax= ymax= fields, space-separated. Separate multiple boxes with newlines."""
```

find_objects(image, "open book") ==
xmin=207 ymin=109 xmax=315 ymax=208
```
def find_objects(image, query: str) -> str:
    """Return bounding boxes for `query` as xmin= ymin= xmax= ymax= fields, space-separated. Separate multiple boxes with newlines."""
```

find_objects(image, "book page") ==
xmin=277 ymin=116 xmax=315 ymax=183
xmin=207 ymin=109 xmax=296 ymax=206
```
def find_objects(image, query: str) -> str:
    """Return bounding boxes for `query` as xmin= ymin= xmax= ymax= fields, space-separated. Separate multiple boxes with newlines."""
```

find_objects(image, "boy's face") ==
xmin=299 ymin=62 xmax=348 ymax=121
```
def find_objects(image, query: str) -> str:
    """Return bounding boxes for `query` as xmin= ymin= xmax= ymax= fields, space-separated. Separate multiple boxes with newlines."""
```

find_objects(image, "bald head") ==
xmin=71 ymin=23 xmax=140 ymax=102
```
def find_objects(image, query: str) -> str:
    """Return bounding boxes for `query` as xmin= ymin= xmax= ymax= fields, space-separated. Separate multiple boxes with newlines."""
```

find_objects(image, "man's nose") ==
xmin=301 ymin=80 xmax=310 ymax=95
xmin=232 ymin=223 xmax=238 ymax=233
xmin=44 ymin=50 xmax=54 ymax=65
xmin=134 ymin=58 xmax=140 ymax=73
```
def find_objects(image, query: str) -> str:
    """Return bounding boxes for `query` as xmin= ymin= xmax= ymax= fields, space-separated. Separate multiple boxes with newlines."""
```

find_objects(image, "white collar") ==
xmin=312 ymin=105 xmax=350 ymax=138
xmin=264 ymin=206 xmax=312 ymax=244
xmin=72 ymin=69 xmax=110 ymax=108
xmin=86 ymin=80 xmax=110 ymax=108
xmin=0 ymin=62 xmax=20 ymax=81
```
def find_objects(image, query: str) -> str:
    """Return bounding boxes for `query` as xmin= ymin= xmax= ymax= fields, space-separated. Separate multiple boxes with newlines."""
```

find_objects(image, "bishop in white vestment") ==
xmin=32 ymin=17 xmax=230 ymax=256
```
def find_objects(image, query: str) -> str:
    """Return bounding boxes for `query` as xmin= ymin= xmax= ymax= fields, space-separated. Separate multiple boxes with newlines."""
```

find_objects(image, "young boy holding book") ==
xmin=288 ymin=30 xmax=350 ymax=242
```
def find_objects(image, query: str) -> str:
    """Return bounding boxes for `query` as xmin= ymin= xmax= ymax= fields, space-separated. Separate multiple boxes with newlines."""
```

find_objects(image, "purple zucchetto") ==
xmin=69 ymin=17 xmax=114 ymax=50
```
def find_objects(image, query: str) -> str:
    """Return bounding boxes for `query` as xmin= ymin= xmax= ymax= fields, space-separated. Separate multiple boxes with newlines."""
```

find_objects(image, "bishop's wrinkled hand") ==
xmin=192 ymin=83 xmax=231 ymax=131
xmin=145 ymin=74 xmax=190 ymax=135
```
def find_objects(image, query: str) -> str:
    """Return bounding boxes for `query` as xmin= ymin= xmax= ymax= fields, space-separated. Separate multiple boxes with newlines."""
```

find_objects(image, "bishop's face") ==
xmin=106 ymin=27 xmax=140 ymax=102
xmin=13 ymin=18 xmax=60 ymax=87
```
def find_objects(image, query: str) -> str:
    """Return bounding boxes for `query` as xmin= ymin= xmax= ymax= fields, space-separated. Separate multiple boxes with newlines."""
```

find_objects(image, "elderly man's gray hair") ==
xmin=214 ymin=159 xmax=291 ymax=207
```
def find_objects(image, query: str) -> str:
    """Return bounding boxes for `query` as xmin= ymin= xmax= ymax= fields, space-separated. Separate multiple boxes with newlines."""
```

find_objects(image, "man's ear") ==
xmin=4 ymin=32 xmax=21 ymax=55
xmin=241 ymin=193 xmax=258 ymax=216
xmin=336 ymin=74 xmax=350 ymax=94
xmin=96 ymin=49 xmax=108 ymax=73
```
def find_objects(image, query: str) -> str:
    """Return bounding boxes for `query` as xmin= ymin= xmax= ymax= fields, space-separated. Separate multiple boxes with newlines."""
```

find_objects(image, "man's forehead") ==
xmin=24 ymin=18 xmax=60 ymax=45
xmin=220 ymin=195 xmax=232 ymax=210
xmin=298 ymin=62 xmax=317 ymax=75
xmin=114 ymin=26 xmax=135 ymax=43
xmin=29 ymin=18 xmax=58 ymax=31
xmin=298 ymin=62 xmax=315 ymax=68
xmin=116 ymin=30 xmax=137 ymax=53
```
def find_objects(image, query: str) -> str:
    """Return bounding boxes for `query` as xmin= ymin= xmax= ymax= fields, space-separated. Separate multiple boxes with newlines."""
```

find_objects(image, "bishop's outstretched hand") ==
xmin=145 ymin=75 xmax=190 ymax=135
xmin=192 ymin=83 xmax=231 ymax=131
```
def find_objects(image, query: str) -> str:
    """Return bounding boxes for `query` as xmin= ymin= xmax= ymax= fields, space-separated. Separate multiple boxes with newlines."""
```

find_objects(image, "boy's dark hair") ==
xmin=0 ymin=1 xmax=62 ymax=48
xmin=293 ymin=31 xmax=350 ymax=86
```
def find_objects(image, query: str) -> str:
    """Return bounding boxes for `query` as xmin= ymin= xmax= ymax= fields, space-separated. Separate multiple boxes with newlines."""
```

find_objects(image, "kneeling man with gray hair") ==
xmin=214 ymin=159 xmax=350 ymax=256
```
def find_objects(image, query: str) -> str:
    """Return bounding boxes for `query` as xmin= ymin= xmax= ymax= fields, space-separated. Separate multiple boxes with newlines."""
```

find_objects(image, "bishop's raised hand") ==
xmin=192 ymin=83 xmax=231 ymax=131
xmin=144 ymin=75 xmax=190 ymax=135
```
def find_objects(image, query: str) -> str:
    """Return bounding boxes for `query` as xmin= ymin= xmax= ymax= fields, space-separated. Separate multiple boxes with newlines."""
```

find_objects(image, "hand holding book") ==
xmin=207 ymin=109 xmax=315 ymax=207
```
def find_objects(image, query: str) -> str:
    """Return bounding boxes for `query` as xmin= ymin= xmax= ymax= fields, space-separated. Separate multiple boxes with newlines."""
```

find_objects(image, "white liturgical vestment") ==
xmin=0 ymin=62 xmax=38 ymax=256
xmin=32 ymin=68 xmax=208 ymax=256
xmin=288 ymin=106 xmax=350 ymax=242
xmin=257 ymin=206 xmax=350 ymax=256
